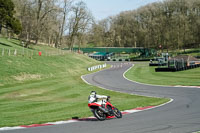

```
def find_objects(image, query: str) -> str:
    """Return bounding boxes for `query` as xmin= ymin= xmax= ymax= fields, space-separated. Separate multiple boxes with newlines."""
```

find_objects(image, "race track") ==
xmin=1 ymin=62 xmax=200 ymax=133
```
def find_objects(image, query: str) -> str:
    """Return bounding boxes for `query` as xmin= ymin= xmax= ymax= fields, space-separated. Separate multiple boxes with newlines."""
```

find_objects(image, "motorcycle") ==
xmin=88 ymin=97 xmax=122 ymax=121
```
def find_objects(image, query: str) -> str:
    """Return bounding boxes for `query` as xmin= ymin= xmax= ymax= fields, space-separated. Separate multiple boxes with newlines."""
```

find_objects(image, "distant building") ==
xmin=155 ymin=55 xmax=200 ymax=72
xmin=169 ymin=55 xmax=200 ymax=66
xmin=88 ymin=52 xmax=114 ymax=60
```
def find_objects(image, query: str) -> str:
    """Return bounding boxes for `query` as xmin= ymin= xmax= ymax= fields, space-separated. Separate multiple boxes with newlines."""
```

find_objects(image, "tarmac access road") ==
xmin=2 ymin=62 xmax=200 ymax=133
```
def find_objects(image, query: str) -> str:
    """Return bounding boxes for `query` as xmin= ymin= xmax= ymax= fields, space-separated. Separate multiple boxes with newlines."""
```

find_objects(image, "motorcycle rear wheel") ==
xmin=113 ymin=107 xmax=122 ymax=118
xmin=93 ymin=109 xmax=106 ymax=121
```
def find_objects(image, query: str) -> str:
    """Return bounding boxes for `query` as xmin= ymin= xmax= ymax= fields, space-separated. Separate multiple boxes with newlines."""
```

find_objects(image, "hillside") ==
xmin=0 ymin=38 xmax=100 ymax=85
xmin=0 ymin=38 xmax=168 ymax=127
xmin=0 ymin=38 xmax=103 ymax=126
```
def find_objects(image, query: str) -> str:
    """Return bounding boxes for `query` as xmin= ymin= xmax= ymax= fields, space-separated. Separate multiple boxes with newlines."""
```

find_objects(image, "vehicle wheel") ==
xmin=93 ymin=109 xmax=106 ymax=121
xmin=113 ymin=107 xmax=122 ymax=118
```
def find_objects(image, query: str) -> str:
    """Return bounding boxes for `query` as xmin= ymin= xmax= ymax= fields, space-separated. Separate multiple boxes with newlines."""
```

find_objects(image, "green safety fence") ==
xmin=63 ymin=47 xmax=156 ymax=57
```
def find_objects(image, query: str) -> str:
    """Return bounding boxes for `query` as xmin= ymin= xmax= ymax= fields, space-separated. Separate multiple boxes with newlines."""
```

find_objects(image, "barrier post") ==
xmin=14 ymin=49 xmax=17 ymax=56
xmin=8 ymin=49 xmax=10 ymax=56
xmin=2 ymin=48 xmax=4 ymax=56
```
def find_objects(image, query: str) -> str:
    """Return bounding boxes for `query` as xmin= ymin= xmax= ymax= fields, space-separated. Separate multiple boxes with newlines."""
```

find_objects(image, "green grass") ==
xmin=0 ymin=37 xmax=65 ymax=57
xmin=125 ymin=62 xmax=200 ymax=86
xmin=0 ymin=38 xmax=169 ymax=127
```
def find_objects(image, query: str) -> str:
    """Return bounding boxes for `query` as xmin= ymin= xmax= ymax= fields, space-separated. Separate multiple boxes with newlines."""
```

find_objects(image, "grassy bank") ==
xmin=125 ymin=62 xmax=200 ymax=86
xmin=0 ymin=38 xmax=168 ymax=127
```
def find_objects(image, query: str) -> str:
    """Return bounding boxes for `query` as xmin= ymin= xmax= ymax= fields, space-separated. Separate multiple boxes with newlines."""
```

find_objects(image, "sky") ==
xmin=82 ymin=0 xmax=162 ymax=21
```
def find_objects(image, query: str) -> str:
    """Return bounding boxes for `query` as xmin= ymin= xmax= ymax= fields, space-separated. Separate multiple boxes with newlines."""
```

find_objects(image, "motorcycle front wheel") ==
xmin=93 ymin=109 xmax=106 ymax=121
xmin=113 ymin=107 xmax=122 ymax=118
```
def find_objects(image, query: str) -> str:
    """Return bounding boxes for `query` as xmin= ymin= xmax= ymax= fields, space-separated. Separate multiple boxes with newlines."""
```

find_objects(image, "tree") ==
xmin=33 ymin=0 xmax=58 ymax=45
xmin=13 ymin=0 xmax=61 ymax=47
xmin=68 ymin=1 xmax=93 ymax=50
xmin=89 ymin=0 xmax=200 ymax=50
xmin=0 ymin=0 xmax=22 ymax=34
xmin=58 ymin=0 xmax=73 ymax=47
xmin=90 ymin=22 xmax=105 ymax=46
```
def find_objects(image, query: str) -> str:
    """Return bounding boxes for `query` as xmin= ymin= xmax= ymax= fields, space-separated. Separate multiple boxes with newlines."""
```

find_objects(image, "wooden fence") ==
xmin=0 ymin=48 xmax=68 ymax=57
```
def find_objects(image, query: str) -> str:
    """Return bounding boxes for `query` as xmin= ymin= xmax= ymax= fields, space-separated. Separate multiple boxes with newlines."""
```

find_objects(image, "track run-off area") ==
xmin=1 ymin=62 xmax=200 ymax=133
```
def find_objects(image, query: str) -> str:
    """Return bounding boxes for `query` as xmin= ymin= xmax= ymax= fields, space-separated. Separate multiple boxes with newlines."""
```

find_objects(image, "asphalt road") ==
xmin=2 ymin=62 xmax=200 ymax=133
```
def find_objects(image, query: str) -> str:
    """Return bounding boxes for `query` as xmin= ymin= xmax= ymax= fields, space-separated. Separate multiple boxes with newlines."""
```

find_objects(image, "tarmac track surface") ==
xmin=2 ymin=62 xmax=200 ymax=133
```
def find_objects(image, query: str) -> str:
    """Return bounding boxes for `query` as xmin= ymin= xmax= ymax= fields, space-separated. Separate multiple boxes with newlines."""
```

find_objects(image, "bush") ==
xmin=113 ymin=59 xmax=116 ymax=61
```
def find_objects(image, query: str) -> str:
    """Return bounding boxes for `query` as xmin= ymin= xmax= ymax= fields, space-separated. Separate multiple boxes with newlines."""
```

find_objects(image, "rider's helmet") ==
xmin=90 ymin=91 xmax=96 ymax=95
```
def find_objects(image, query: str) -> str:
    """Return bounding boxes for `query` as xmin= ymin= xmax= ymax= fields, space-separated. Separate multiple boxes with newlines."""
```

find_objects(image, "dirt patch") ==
xmin=5 ymin=92 xmax=21 ymax=98
xmin=7 ymin=60 xmax=13 ymax=63
xmin=13 ymin=73 xmax=41 ymax=81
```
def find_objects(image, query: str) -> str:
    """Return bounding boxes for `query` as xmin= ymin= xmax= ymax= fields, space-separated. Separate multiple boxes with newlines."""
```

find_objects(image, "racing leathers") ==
xmin=88 ymin=93 xmax=108 ymax=107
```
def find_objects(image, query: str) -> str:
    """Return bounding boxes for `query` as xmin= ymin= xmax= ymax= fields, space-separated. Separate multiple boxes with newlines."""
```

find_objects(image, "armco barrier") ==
xmin=87 ymin=64 xmax=107 ymax=71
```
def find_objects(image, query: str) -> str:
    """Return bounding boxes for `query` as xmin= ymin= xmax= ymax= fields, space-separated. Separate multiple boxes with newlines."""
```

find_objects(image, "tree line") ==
xmin=0 ymin=0 xmax=93 ymax=50
xmin=90 ymin=0 xmax=200 ymax=50
xmin=1 ymin=0 xmax=200 ymax=50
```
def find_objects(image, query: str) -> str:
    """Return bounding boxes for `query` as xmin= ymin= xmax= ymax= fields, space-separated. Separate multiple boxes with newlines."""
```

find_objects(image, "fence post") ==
xmin=8 ymin=49 xmax=10 ymax=56
xmin=2 ymin=48 xmax=4 ymax=56
xmin=14 ymin=49 xmax=17 ymax=56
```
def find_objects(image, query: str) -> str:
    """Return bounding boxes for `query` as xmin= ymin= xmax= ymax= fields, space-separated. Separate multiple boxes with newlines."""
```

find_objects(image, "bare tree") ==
xmin=68 ymin=1 xmax=93 ymax=50
xmin=13 ymin=0 xmax=60 ymax=47
xmin=33 ymin=0 xmax=58 ymax=45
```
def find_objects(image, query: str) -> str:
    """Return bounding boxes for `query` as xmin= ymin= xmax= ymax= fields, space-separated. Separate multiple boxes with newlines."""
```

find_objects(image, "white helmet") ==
xmin=90 ymin=91 xmax=96 ymax=95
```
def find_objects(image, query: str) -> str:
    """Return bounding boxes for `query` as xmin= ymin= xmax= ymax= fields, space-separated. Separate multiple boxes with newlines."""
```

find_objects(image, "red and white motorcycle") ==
xmin=88 ymin=97 xmax=122 ymax=121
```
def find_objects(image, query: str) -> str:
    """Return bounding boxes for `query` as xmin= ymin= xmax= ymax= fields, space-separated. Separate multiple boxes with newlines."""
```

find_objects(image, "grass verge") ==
xmin=0 ymin=38 xmax=169 ymax=127
xmin=125 ymin=62 xmax=200 ymax=86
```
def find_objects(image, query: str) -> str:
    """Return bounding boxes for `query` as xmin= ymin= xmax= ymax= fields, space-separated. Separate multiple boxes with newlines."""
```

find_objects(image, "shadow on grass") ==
xmin=9 ymin=40 xmax=23 ymax=47
xmin=0 ymin=42 xmax=12 ymax=47
xmin=9 ymin=40 xmax=36 ymax=50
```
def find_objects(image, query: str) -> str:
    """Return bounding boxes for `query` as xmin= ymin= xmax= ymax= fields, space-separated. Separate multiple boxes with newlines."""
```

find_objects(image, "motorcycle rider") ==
xmin=88 ymin=91 xmax=110 ymax=109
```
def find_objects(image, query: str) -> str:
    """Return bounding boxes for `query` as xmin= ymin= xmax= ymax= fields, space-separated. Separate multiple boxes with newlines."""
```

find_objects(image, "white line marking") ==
xmin=0 ymin=63 xmax=176 ymax=131
xmin=0 ymin=126 xmax=25 ymax=131
xmin=81 ymin=63 xmax=174 ymax=111
xmin=123 ymin=110 xmax=140 ymax=113
xmin=47 ymin=120 xmax=78 ymax=125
